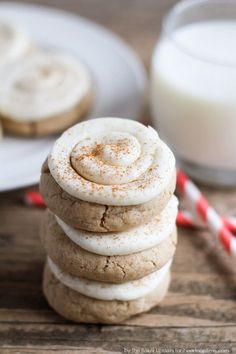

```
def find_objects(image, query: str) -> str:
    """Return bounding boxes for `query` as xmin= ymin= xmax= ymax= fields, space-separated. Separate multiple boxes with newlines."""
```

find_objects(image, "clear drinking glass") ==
xmin=151 ymin=0 xmax=236 ymax=186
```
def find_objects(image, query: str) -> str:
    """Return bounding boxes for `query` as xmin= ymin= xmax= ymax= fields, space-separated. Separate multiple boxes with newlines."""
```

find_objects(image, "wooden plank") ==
xmin=1 ymin=349 xmax=115 ymax=354
xmin=0 ymin=322 xmax=235 ymax=343
xmin=0 ymin=342 xmax=234 ymax=354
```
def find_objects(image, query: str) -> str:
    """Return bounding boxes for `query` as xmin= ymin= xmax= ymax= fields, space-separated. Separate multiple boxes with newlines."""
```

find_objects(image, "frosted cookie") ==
xmin=43 ymin=260 xmax=171 ymax=324
xmin=40 ymin=118 xmax=176 ymax=232
xmin=56 ymin=195 xmax=178 ymax=256
xmin=0 ymin=51 xmax=92 ymax=136
xmin=40 ymin=159 xmax=176 ymax=232
xmin=0 ymin=21 xmax=32 ymax=67
xmin=40 ymin=208 xmax=177 ymax=283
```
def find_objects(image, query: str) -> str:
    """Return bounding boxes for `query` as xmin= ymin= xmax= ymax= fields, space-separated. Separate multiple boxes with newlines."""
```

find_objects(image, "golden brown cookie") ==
xmin=1 ymin=91 xmax=92 ymax=136
xmin=43 ymin=262 xmax=170 ymax=324
xmin=0 ymin=51 xmax=92 ymax=137
xmin=40 ymin=209 xmax=177 ymax=283
xmin=40 ymin=160 xmax=176 ymax=232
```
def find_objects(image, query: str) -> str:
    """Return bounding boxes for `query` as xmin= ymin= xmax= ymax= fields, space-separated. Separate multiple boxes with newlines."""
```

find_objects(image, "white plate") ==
xmin=0 ymin=2 xmax=147 ymax=192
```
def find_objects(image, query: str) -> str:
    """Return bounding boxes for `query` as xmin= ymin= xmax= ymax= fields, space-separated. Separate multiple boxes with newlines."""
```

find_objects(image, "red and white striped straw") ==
xmin=177 ymin=169 xmax=236 ymax=258
xmin=24 ymin=191 xmax=45 ymax=208
xmin=177 ymin=209 xmax=236 ymax=233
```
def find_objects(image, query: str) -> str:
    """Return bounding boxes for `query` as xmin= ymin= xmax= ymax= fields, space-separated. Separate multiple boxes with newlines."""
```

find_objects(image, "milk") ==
xmin=151 ymin=21 xmax=236 ymax=170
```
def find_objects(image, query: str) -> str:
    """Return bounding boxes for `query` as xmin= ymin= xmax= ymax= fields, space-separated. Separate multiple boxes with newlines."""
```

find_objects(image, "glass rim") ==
xmin=162 ymin=0 xmax=236 ymax=68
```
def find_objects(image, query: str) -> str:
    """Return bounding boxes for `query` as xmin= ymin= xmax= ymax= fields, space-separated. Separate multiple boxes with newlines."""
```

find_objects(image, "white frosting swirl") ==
xmin=0 ymin=51 xmax=91 ymax=121
xmin=48 ymin=257 xmax=172 ymax=301
xmin=56 ymin=196 xmax=178 ymax=256
xmin=48 ymin=118 xmax=175 ymax=205
xmin=0 ymin=21 xmax=31 ymax=67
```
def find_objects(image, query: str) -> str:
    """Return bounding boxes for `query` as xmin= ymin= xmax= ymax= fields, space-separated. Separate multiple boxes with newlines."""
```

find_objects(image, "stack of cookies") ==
xmin=40 ymin=117 xmax=178 ymax=324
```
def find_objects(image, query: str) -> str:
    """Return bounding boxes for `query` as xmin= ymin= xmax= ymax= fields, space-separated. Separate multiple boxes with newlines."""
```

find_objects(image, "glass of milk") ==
xmin=151 ymin=0 xmax=236 ymax=186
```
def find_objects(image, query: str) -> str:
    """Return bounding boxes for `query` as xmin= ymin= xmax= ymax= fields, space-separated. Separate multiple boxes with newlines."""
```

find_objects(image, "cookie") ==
xmin=0 ymin=21 xmax=32 ymax=67
xmin=1 ymin=91 xmax=91 ymax=136
xmin=0 ymin=51 xmax=92 ymax=136
xmin=47 ymin=118 xmax=176 ymax=206
xmin=55 ymin=195 xmax=178 ymax=256
xmin=43 ymin=262 xmax=171 ymax=324
xmin=40 ymin=209 xmax=177 ymax=283
xmin=40 ymin=160 xmax=176 ymax=232
xmin=48 ymin=256 xmax=172 ymax=301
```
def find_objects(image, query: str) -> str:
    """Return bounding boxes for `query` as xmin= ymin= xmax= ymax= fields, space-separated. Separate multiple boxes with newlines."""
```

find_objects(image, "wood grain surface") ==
xmin=0 ymin=0 xmax=236 ymax=353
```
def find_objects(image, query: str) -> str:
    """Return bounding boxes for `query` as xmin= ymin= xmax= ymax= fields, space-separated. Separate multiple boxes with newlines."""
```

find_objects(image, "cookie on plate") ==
xmin=0 ymin=21 xmax=33 ymax=67
xmin=0 ymin=51 xmax=92 ymax=136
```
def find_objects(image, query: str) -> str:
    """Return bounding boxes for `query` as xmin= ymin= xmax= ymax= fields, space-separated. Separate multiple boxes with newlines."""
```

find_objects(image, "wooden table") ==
xmin=0 ymin=0 xmax=236 ymax=353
